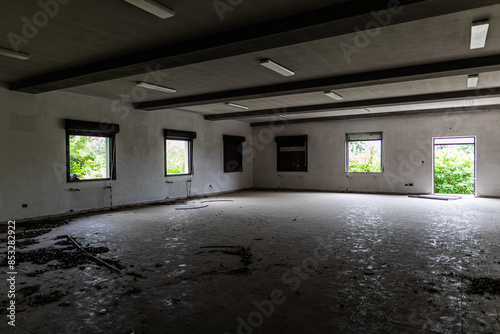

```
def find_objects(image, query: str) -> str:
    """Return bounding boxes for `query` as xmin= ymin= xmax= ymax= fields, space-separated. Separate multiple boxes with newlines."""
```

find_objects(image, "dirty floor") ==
xmin=1 ymin=190 xmax=500 ymax=334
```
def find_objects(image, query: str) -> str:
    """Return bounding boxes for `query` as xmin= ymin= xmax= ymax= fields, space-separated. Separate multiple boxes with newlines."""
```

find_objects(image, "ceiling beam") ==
xmin=204 ymin=87 xmax=500 ymax=121
xmin=136 ymin=55 xmax=500 ymax=110
xmin=250 ymin=105 xmax=500 ymax=127
xmin=11 ymin=0 xmax=497 ymax=94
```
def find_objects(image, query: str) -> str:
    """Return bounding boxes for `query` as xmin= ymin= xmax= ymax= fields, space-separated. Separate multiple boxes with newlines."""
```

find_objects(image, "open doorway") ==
xmin=433 ymin=137 xmax=476 ymax=195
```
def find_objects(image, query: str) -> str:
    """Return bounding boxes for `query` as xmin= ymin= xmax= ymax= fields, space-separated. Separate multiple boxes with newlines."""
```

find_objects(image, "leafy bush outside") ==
xmin=166 ymin=140 xmax=188 ymax=175
xmin=434 ymin=144 xmax=474 ymax=194
xmin=69 ymin=135 xmax=108 ymax=179
xmin=348 ymin=140 xmax=382 ymax=172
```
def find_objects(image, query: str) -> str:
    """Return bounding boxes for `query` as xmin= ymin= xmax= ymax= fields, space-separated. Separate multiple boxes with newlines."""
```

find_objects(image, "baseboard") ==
xmin=251 ymin=187 xmax=426 ymax=196
xmin=1 ymin=188 xmax=251 ymax=225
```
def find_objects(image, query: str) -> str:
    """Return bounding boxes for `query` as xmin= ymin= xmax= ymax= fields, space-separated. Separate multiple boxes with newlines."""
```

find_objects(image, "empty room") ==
xmin=1 ymin=0 xmax=500 ymax=333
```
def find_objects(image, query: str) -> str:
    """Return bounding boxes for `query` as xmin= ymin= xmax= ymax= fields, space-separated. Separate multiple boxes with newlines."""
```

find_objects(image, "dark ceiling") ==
xmin=1 ymin=0 xmax=500 ymax=125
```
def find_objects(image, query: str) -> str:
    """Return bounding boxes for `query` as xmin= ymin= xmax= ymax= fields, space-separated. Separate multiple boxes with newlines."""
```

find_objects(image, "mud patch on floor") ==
xmin=0 ymin=219 xmax=71 ymax=242
xmin=28 ymin=291 xmax=67 ymax=307
xmin=199 ymin=245 xmax=252 ymax=265
xmin=18 ymin=285 xmax=41 ymax=297
xmin=463 ymin=276 xmax=500 ymax=295
xmin=0 ymin=236 xmax=124 ymax=275
xmin=17 ymin=238 xmax=39 ymax=248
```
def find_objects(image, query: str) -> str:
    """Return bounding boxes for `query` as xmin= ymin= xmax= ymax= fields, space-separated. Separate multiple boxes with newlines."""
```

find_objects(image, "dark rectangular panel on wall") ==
xmin=223 ymin=135 xmax=245 ymax=173
xmin=276 ymin=135 xmax=308 ymax=172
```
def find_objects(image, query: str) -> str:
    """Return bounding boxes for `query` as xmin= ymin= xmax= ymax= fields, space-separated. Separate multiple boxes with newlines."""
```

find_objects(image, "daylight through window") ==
xmin=164 ymin=129 xmax=196 ymax=176
xmin=65 ymin=119 xmax=119 ymax=182
xmin=346 ymin=132 xmax=382 ymax=173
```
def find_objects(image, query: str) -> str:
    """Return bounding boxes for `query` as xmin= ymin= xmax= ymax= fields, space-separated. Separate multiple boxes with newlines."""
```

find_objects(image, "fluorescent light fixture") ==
xmin=136 ymin=81 xmax=176 ymax=93
xmin=470 ymin=21 xmax=489 ymax=49
xmin=260 ymin=59 xmax=294 ymax=77
xmin=0 ymin=47 xmax=30 ymax=60
xmin=324 ymin=91 xmax=344 ymax=100
xmin=225 ymin=102 xmax=249 ymax=110
xmin=124 ymin=0 xmax=175 ymax=19
xmin=467 ymin=74 xmax=479 ymax=88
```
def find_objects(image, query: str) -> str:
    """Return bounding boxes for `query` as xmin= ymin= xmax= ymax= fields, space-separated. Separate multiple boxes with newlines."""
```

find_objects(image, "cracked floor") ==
xmin=1 ymin=190 xmax=500 ymax=334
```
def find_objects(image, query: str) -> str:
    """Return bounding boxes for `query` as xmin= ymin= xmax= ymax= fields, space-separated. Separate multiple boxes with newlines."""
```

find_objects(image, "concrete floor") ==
xmin=2 ymin=190 xmax=500 ymax=334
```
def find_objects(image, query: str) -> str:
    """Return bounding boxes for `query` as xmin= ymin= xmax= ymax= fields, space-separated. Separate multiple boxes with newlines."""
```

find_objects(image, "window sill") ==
xmin=346 ymin=172 xmax=384 ymax=175
xmin=68 ymin=178 xmax=112 ymax=183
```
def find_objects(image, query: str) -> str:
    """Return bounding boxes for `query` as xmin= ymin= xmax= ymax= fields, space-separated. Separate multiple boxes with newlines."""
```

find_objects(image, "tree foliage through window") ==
xmin=348 ymin=140 xmax=382 ymax=172
xmin=69 ymin=135 xmax=108 ymax=179
xmin=434 ymin=144 xmax=475 ymax=194
xmin=166 ymin=140 xmax=189 ymax=175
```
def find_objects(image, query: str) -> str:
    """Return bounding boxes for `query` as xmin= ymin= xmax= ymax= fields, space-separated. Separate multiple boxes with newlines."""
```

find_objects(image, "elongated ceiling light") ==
xmin=324 ymin=91 xmax=344 ymax=100
xmin=470 ymin=21 xmax=489 ymax=49
xmin=136 ymin=81 xmax=176 ymax=93
xmin=467 ymin=74 xmax=479 ymax=88
xmin=260 ymin=59 xmax=294 ymax=77
xmin=225 ymin=102 xmax=248 ymax=110
xmin=0 ymin=47 xmax=30 ymax=60
xmin=124 ymin=0 xmax=175 ymax=19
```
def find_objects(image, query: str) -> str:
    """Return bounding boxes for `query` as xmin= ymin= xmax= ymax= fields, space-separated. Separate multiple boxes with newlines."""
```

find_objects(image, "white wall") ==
xmin=0 ymin=84 xmax=253 ymax=221
xmin=2 ymin=80 xmax=500 ymax=222
xmin=252 ymin=110 xmax=500 ymax=197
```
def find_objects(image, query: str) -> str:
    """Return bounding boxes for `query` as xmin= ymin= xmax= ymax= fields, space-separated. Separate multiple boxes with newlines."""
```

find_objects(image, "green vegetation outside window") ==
xmin=65 ymin=119 xmax=119 ymax=182
xmin=164 ymin=129 xmax=196 ymax=176
xmin=346 ymin=132 xmax=383 ymax=173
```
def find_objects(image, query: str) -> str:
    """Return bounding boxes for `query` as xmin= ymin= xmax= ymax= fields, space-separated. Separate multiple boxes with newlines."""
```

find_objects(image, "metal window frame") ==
xmin=65 ymin=119 xmax=119 ymax=183
xmin=345 ymin=132 xmax=383 ymax=173
xmin=164 ymin=129 xmax=196 ymax=177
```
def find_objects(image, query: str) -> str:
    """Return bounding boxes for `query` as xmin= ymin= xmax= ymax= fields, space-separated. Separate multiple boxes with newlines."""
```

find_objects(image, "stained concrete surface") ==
xmin=1 ymin=190 xmax=500 ymax=334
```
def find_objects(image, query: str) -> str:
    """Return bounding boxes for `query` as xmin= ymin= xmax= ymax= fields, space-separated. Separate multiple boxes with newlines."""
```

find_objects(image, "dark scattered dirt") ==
xmin=17 ymin=238 xmax=39 ymax=248
xmin=0 ymin=219 xmax=71 ymax=242
xmin=54 ymin=239 xmax=73 ymax=246
xmin=199 ymin=245 xmax=252 ymax=265
xmin=19 ymin=219 xmax=71 ymax=231
xmin=463 ymin=276 xmax=500 ymax=295
xmin=18 ymin=285 xmax=41 ymax=296
xmin=0 ymin=236 xmax=125 ymax=274
xmin=14 ymin=229 xmax=53 ymax=240
xmin=28 ymin=291 xmax=67 ymax=307
xmin=120 ymin=287 xmax=143 ymax=298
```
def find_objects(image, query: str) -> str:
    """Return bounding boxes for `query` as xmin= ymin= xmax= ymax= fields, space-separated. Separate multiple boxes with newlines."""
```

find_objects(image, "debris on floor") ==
xmin=408 ymin=194 xmax=462 ymax=200
xmin=463 ymin=276 xmax=500 ymax=295
xmin=67 ymin=235 xmax=121 ymax=272
xmin=175 ymin=205 xmax=209 ymax=210
xmin=199 ymin=245 xmax=252 ymax=265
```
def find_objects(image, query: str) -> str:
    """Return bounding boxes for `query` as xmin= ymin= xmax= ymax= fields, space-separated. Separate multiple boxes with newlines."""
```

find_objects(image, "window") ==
xmin=346 ymin=132 xmax=383 ymax=173
xmin=164 ymin=129 xmax=196 ymax=176
xmin=65 ymin=119 xmax=119 ymax=182
xmin=275 ymin=135 xmax=308 ymax=172
xmin=223 ymin=135 xmax=245 ymax=173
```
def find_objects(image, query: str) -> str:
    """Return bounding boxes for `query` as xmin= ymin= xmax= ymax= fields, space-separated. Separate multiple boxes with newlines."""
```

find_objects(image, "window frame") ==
xmin=345 ymin=132 xmax=383 ymax=173
xmin=65 ymin=119 xmax=119 ymax=183
xmin=223 ymin=135 xmax=245 ymax=173
xmin=164 ymin=129 xmax=196 ymax=177
xmin=275 ymin=135 xmax=308 ymax=172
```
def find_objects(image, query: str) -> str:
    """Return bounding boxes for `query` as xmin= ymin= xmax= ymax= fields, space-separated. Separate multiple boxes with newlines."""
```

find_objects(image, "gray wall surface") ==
xmin=0 ymin=85 xmax=253 ymax=221
xmin=2 ymin=81 xmax=500 ymax=222
xmin=252 ymin=111 xmax=500 ymax=197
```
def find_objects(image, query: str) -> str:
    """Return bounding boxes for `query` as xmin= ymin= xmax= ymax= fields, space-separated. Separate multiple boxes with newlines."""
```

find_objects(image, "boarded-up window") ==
xmin=275 ymin=135 xmax=307 ymax=172
xmin=223 ymin=135 xmax=245 ymax=173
